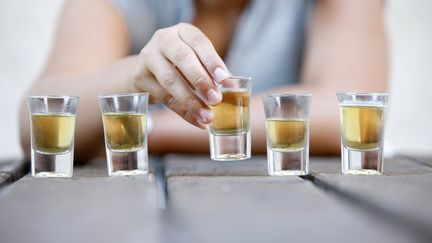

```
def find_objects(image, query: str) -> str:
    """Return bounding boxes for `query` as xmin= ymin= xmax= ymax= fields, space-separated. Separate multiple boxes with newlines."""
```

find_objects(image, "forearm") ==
xmin=20 ymin=56 xmax=139 ymax=161
xmin=148 ymin=109 xmax=209 ymax=154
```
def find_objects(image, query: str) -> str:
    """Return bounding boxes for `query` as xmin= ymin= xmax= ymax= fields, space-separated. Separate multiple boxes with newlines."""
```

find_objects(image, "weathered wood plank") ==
xmin=0 ymin=167 xmax=159 ymax=243
xmin=0 ymin=159 xmax=28 ymax=178
xmin=163 ymin=154 xmax=267 ymax=177
xmin=310 ymin=157 xmax=432 ymax=241
xmin=163 ymin=175 xmax=418 ymax=243
xmin=400 ymin=155 xmax=432 ymax=168
xmin=310 ymin=156 xmax=432 ymax=175
xmin=0 ymin=173 xmax=9 ymax=188
xmin=2 ymin=155 xmax=430 ymax=243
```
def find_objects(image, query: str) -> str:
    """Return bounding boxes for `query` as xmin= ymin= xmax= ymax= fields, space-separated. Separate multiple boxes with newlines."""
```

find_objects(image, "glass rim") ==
xmin=225 ymin=75 xmax=252 ymax=81
xmin=217 ymin=76 xmax=252 ymax=90
xmin=97 ymin=92 xmax=150 ymax=99
xmin=336 ymin=92 xmax=389 ymax=97
xmin=264 ymin=93 xmax=312 ymax=98
xmin=27 ymin=95 xmax=79 ymax=99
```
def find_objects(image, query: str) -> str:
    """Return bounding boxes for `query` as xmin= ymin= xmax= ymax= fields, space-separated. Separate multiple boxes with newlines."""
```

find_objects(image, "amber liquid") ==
xmin=210 ymin=89 xmax=249 ymax=135
xmin=341 ymin=105 xmax=384 ymax=150
xmin=266 ymin=118 xmax=307 ymax=152
xmin=31 ymin=113 xmax=76 ymax=154
xmin=103 ymin=113 xmax=146 ymax=152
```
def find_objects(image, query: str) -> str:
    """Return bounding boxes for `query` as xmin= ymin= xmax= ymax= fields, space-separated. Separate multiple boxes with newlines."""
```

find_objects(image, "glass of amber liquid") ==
xmin=98 ymin=93 xmax=149 ymax=176
xmin=209 ymin=76 xmax=252 ymax=161
xmin=337 ymin=93 xmax=389 ymax=175
xmin=27 ymin=95 xmax=79 ymax=177
xmin=263 ymin=94 xmax=311 ymax=176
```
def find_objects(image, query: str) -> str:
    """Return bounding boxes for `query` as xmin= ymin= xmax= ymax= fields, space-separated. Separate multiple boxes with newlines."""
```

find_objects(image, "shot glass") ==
xmin=263 ymin=94 xmax=311 ymax=176
xmin=98 ymin=93 xmax=149 ymax=176
xmin=209 ymin=76 xmax=252 ymax=161
xmin=337 ymin=93 xmax=389 ymax=175
xmin=27 ymin=95 xmax=79 ymax=178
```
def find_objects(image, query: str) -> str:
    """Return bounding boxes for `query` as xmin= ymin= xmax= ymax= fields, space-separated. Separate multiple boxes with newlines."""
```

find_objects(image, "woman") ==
xmin=20 ymin=0 xmax=387 ymax=162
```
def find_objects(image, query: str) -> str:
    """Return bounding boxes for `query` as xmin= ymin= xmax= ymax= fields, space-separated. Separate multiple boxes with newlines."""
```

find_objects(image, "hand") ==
xmin=131 ymin=23 xmax=230 ymax=129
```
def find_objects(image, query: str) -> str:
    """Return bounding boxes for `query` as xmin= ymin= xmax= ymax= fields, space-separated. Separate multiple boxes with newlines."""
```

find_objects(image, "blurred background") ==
xmin=0 ymin=0 xmax=431 ymax=161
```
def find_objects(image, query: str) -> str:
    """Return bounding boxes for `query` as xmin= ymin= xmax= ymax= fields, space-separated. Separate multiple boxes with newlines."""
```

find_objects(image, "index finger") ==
xmin=177 ymin=23 xmax=230 ymax=83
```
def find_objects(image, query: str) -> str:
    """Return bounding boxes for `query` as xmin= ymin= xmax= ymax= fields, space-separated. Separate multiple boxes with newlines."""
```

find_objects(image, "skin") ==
xmin=19 ymin=0 xmax=387 ymax=162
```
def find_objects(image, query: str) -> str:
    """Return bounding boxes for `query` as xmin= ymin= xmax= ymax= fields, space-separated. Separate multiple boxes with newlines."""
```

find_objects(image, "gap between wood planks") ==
xmin=0 ymin=159 xmax=28 ymax=189
xmin=400 ymin=154 xmax=432 ymax=169
xmin=299 ymin=172 xmax=432 ymax=243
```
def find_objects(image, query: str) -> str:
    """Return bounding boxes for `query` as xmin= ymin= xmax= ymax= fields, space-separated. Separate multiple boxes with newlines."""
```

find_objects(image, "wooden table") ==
xmin=0 ymin=155 xmax=431 ymax=243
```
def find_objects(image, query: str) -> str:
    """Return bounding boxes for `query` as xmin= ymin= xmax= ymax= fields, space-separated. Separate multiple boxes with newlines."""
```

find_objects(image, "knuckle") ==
xmin=181 ymin=109 xmax=189 ymax=118
xmin=183 ymin=111 xmax=197 ymax=124
xmin=202 ymin=54 xmax=218 ymax=68
xmin=203 ymin=56 xmax=223 ymax=73
xmin=164 ymin=95 xmax=177 ymax=107
xmin=189 ymin=34 xmax=208 ymax=49
xmin=154 ymin=28 xmax=165 ymax=38
xmin=184 ymin=95 xmax=199 ymax=109
xmin=154 ymin=28 xmax=171 ymax=42
xmin=173 ymin=47 xmax=191 ymax=63
xmin=160 ymin=73 xmax=178 ymax=88
xmin=154 ymin=28 xmax=163 ymax=36
xmin=139 ymin=48 xmax=146 ymax=57
xmin=192 ymin=76 xmax=207 ymax=88
xmin=177 ymin=22 xmax=190 ymax=29
xmin=139 ymin=46 xmax=157 ymax=59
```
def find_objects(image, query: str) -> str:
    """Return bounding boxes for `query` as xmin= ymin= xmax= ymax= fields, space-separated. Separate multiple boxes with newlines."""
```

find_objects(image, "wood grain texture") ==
xmin=163 ymin=154 xmax=267 ymax=177
xmin=0 ymin=173 xmax=9 ymax=188
xmin=310 ymin=156 xmax=432 ymax=241
xmin=163 ymin=176 xmax=416 ymax=243
xmin=0 ymin=156 xmax=430 ymax=243
xmin=400 ymin=155 xmax=432 ymax=169
xmin=0 ymin=159 xmax=28 ymax=188
xmin=0 ymin=167 xmax=159 ymax=243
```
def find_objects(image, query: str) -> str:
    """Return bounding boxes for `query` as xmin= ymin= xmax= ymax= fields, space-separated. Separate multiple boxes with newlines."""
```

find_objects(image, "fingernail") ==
xmin=214 ymin=67 xmax=229 ymax=82
xmin=207 ymin=89 xmax=222 ymax=105
xmin=199 ymin=108 xmax=213 ymax=124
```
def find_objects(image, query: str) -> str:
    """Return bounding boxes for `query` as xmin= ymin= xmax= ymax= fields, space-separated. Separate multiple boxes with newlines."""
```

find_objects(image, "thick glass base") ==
xmin=111 ymin=170 xmax=148 ymax=176
xmin=31 ymin=149 xmax=73 ymax=178
xmin=341 ymin=145 xmax=383 ymax=175
xmin=106 ymin=147 xmax=148 ymax=176
xmin=267 ymin=147 xmax=308 ymax=176
xmin=209 ymin=131 xmax=251 ymax=161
